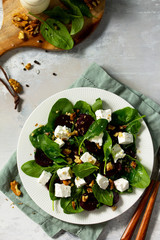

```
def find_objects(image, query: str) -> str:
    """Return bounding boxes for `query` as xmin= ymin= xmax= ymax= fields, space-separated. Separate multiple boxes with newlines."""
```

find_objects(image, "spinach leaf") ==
xmin=29 ymin=125 xmax=52 ymax=148
xmin=111 ymin=107 xmax=141 ymax=126
xmin=103 ymin=131 xmax=112 ymax=174
xmin=49 ymin=173 xmax=60 ymax=200
xmin=21 ymin=160 xmax=54 ymax=178
xmin=124 ymin=155 xmax=150 ymax=188
xmin=61 ymin=0 xmax=84 ymax=35
xmin=91 ymin=98 xmax=103 ymax=113
xmin=70 ymin=0 xmax=92 ymax=18
xmin=72 ymin=162 xmax=98 ymax=178
xmin=44 ymin=6 xmax=71 ymax=24
xmin=38 ymin=134 xmax=64 ymax=159
xmin=60 ymin=187 xmax=84 ymax=213
xmin=47 ymin=98 xmax=73 ymax=129
xmin=126 ymin=120 xmax=141 ymax=135
xmin=78 ymin=119 xmax=108 ymax=153
xmin=92 ymin=183 xmax=113 ymax=206
xmin=74 ymin=100 xmax=95 ymax=119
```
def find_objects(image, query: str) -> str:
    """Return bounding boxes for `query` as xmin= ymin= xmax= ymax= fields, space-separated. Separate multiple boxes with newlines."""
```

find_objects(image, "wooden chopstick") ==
xmin=135 ymin=180 xmax=160 ymax=240
xmin=121 ymin=180 xmax=155 ymax=240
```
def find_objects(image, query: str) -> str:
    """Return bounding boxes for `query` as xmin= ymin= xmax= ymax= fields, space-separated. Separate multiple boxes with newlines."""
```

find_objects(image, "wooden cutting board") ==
xmin=0 ymin=0 xmax=105 ymax=56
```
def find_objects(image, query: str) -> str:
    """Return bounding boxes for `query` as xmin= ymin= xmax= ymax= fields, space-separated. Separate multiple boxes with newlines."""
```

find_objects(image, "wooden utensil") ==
xmin=121 ymin=147 xmax=160 ymax=240
xmin=0 ymin=0 xmax=105 ymax=56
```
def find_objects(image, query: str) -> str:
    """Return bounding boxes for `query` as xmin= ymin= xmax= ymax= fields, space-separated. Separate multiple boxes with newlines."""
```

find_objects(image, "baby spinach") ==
xmin=92 ymin=183 xmax=113 ymax=206
xmin=29 ymin=125 xmax=52 ymax=149
xmin=47 ymin=98 xmax=73 ymax=129
xmin=126 ymin=119 xmax=142 ymax=135
xmin=70 ymin=0 xmax=92 ymax=18
xmin=78 ymin=119 xmax=108 ymax=153
xmin=61 ymin=0 xmax=84 ymax=35
xmin=60 ymin=187 xmax=84 ymax=213
xmin=74 ymin=100 xmax=95 ymax=119
xmin=44 ymin=6 xmax=71 ymax=24
xmin=72 ymin=162 xmax=98 ymax=178
xmin=21 ymin=160 xmax=54 ymax=178
xmin=103 ymin=131 xmax=112 ymax=174
xmin=49 ymin=173 xmax=60 ymax=200
xmin=38 ymin=134 xmax=64 ymax=159
xmin=91 ymin=98 xmax=103 ymax=113
xmin=124 ymin=155 xmax=150 ymax=188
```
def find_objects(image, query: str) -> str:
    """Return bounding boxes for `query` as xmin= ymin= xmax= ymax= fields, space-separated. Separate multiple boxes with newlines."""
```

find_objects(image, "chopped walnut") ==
xmin=96 ymin=143 xmax=101 ymax=149
xmin=63 ymin=148 xmax=71 ymax=156
xmin=70 ymin=112 xmax=76 ymax=121
xmin=12 ymin=13 xmax=29 ymax=28
xmin=63 ymin=180 xmax=71 ymax=185
xmin=18 ymin=30 xmax=26 ymax=40
xmin=72 ymin=201 xmax=76 ymax=210
xmin=25 ymin=63 xmax=32 ymax=70
xmin=119 ymin=125 xmax=127 ymax=130
xmin=82 ymin=195 xmax=88 ymax=202
xmin=109 ymin=179 xmax=114 ymax=190
xmin=106 ymin=162 xmax=114 ymax=171
xmin=10 ymin=180 xmax=22 ymax=196
xmin=112 ymin=205 xmax=117 ymax=211
xmin=87 ymin=188 xmax=93 ymax=193
xmin=89 ymin=180 xmax=94 ymax=187
xmin=130 ymin=161 xmax=137 ymax=169
xmin=66 ymin=158 xmax=73 ymax=164
xmin=9 ymin=79 xmax=22 ymax=93
xmin=25 ymin=20 xmax=40 ymax=36
xmin=74 ymin=155 xmax=82 ymax=164
xmin=68 ymin=130 xmax=78 ymax=137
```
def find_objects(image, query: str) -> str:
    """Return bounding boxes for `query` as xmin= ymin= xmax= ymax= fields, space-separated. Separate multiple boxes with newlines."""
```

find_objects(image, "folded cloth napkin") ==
xmin=1 ymin=63 xmax=160 ymax=240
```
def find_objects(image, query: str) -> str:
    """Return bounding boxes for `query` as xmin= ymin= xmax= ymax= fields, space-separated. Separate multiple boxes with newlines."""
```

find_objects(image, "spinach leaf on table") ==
xmin=37 ymin=134 xmax=64 ymax=159
xmin=91 ymin=98 xmax=103 ymax=113
xmin=60 ymin=187 xmax=84 ymax=213
xmin=123 ymin=155 xmax=150 ymax=188
xmin=44 ymin=6 xmax=71 ymax=24
xmin=72 ymin=162 xmax=98 ymax=178
xmin=47 ymin=98 xmax=74 ymax=129
xmin=61 ymin=0 xmax=84 ymax=35
xmin=74 ymin=100 xmax=95 ymax=119
xmin=70 ymin=0 xmax=92 ymax=18
xmin=92 ymin=183 xmax=113 ymax=206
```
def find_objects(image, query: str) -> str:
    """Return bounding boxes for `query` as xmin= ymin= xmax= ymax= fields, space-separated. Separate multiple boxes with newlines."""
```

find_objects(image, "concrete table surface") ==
xmin=0 ymin=0 xmax=160 ymax=239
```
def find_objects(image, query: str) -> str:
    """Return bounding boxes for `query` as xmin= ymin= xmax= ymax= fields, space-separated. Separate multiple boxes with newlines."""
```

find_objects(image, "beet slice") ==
xmin=35 ymin=149 xmax=53 ymax=167
xmin=84 ymin=140 xmax=103 ymax=155
xmin=113 ymin=192 xmax=119 ymax=205
xmin=84 ymin=174 xmax=95 ymax=185
xmin=80 ymin=193 xmax=98 ymax=211
xmin=75 ymin=114 xmax=94 ymax=136
xmin=55 ymin=114 xmax=73 ymax=128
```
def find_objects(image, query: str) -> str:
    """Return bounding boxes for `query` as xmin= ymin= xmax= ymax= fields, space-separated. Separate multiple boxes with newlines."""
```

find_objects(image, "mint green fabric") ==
xmin=0 ymin=63 xmax=160 ymax=240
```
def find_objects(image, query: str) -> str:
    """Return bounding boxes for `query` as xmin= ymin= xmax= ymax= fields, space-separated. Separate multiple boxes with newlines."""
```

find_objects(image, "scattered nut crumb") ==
xmin=112 ymin=205 xmax=117 ymax=211
xmin=9 ymin=79 xmax=22 ymax=93
xmin=10 ymin=180 xmax=22 ymax=196
xmin=25 ymin=63 xmax=32 ymax=70
xmin=35 ymin=123 xmax=38 ymax=127
xmin=18 ymin=30 xmax=26 ymax=40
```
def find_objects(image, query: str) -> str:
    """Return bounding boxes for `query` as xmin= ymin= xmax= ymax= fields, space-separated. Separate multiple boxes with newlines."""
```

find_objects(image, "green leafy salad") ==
xmin=21 ymin=97 xmax=150 ymax=214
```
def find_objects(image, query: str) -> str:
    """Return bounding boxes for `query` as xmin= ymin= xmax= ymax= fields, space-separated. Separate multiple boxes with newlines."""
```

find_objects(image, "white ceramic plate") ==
xmin=17 ymin=87 xmax=154 ymax=225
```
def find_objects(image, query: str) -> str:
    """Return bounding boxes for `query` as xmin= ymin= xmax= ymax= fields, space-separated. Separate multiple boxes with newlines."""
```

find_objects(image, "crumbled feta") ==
xmin=118 ymin=132 xmax=133 ymax=145
xmin=95 ymin=109 xmax=112 ymax=122
xmin=57 ymin=166 xmax=71 ymax=180
xmin=90 ymin=132 xmax=104 ymax=146
xmin=55 ymin=183 xmax=71 ymax=198
xmin=96 ymin=173 xmax=109 ymax=190
xmin=54 ymin=125 xmax=71 ymax=140
xmin=54 ymin=138 xmax=65 ymax=148
xmin=80 ymin=152 xmax=97 ymax=165
xmin=111 ymin=144 xmax=126 ymax=162
xmin=114 ymin=178 xmax=129 ymax=192
xmin=37 ymin=171 xmax=52 ymax=186
xmin=75 ymin=177 xmax=86 ymax=188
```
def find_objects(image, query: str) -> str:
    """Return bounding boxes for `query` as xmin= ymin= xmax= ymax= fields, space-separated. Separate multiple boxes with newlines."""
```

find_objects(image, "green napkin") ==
xmin=1 ymin=63 xmax=160 ymax=240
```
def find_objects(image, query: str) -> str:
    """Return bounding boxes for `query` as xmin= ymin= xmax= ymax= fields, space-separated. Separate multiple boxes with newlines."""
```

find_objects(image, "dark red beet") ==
xmin=84 ymin=174 xmax=95 ymax=185
xmin=105 ymin=162 xmax=122 ymax=178
xmin=75 ymin=114 xmax=94 ymax=135
xmin=80 ymin=193 xmax=98 ymax=211
xmin=35 ymin=149 xmax=53 ymax=167
xmin=113 ymin=192 xmax=119 ymax=205
xmin=55 ymin=114 xmax=73 ymax=128
xmin=84 ymin=140 xmax=103 ymax=155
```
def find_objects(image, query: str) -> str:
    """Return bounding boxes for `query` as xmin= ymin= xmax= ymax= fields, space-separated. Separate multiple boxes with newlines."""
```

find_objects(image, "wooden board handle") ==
xmin=135 ymin=181 xmax=160 ymax=240
xmin=121 ymin=180 xmax=155 ymax=240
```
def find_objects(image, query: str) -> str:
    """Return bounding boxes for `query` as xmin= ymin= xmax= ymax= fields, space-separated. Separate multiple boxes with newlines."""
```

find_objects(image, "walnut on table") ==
xmin=10 ymin=180 xmax=22 ymax=196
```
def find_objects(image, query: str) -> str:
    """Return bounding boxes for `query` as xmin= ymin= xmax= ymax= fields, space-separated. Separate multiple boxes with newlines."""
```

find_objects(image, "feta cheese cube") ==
xmin=54 ymin=138 xmax=65 ymax=148
xmin=96 ymin=173 xmax=109 ymax=190
xmin=75 ymin=177 xmax=86 ymax=188
xmin=57 ymin=166 xmax=71 ymax=180
xmin=54 ymin=125 xmax=71 ymax=140
xmin=55 ymin=183 xmax=71 ymax=198
xmin=114 ymin=178 xmax=129 ymax=192
xmin=37 ymin=171 xmax=52 ymax=186
xmin=95 ymin=109 xmax=112 ymax=122
xmin=90 ymin=132 xmax=104 ymax=146
xmin=80 ymin=152 xmax=97 ymax=165
xmin=111 ymin=144 xmax=126 ymax=162
xmin=118 ymin=132 xmax=133 ymax=145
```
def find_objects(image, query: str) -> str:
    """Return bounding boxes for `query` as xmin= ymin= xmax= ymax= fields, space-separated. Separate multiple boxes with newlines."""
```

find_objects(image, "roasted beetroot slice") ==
xmin=113 ymin=192 xmax=119 ymax=205
xmin=55 ymin=114 xmax=73 ymax=128
xmin=80 ymin=193 xmax=98 ymax=211
xmin=35 ymin=149 xmax=53 ymax=167
xmin=84 ymin=140 xmax=103 ymax=155
xmin=75 ymin=114 xmax=94 ymax=136
xmin=84 ymin=174 xmax=95 ymax=185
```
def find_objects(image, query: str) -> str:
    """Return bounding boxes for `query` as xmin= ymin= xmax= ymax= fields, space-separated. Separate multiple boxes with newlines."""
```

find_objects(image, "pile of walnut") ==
xmin=12 ymin=13 xmax=40 ymax=40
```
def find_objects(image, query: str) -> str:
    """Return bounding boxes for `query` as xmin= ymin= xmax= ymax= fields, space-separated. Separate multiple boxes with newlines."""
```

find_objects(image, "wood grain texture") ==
xmin=0 ymin=0 xmax=105 ymax=56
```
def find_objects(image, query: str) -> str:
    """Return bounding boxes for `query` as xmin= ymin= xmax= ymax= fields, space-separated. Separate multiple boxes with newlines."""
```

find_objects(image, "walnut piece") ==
xmin=25 ymin=63 xmax=32 ymax=70
xmin=12 ymin=13 xmax=29 ymax=28
xmin=18 ymin=30 xmax=26 ymax=40
xmin=25 ymin=20 xmax=40 ymax=36
xmin=9 ymin=79 xmax=22 ymax=93
xmin=10 ymin=180 xmax=22 ymax=196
